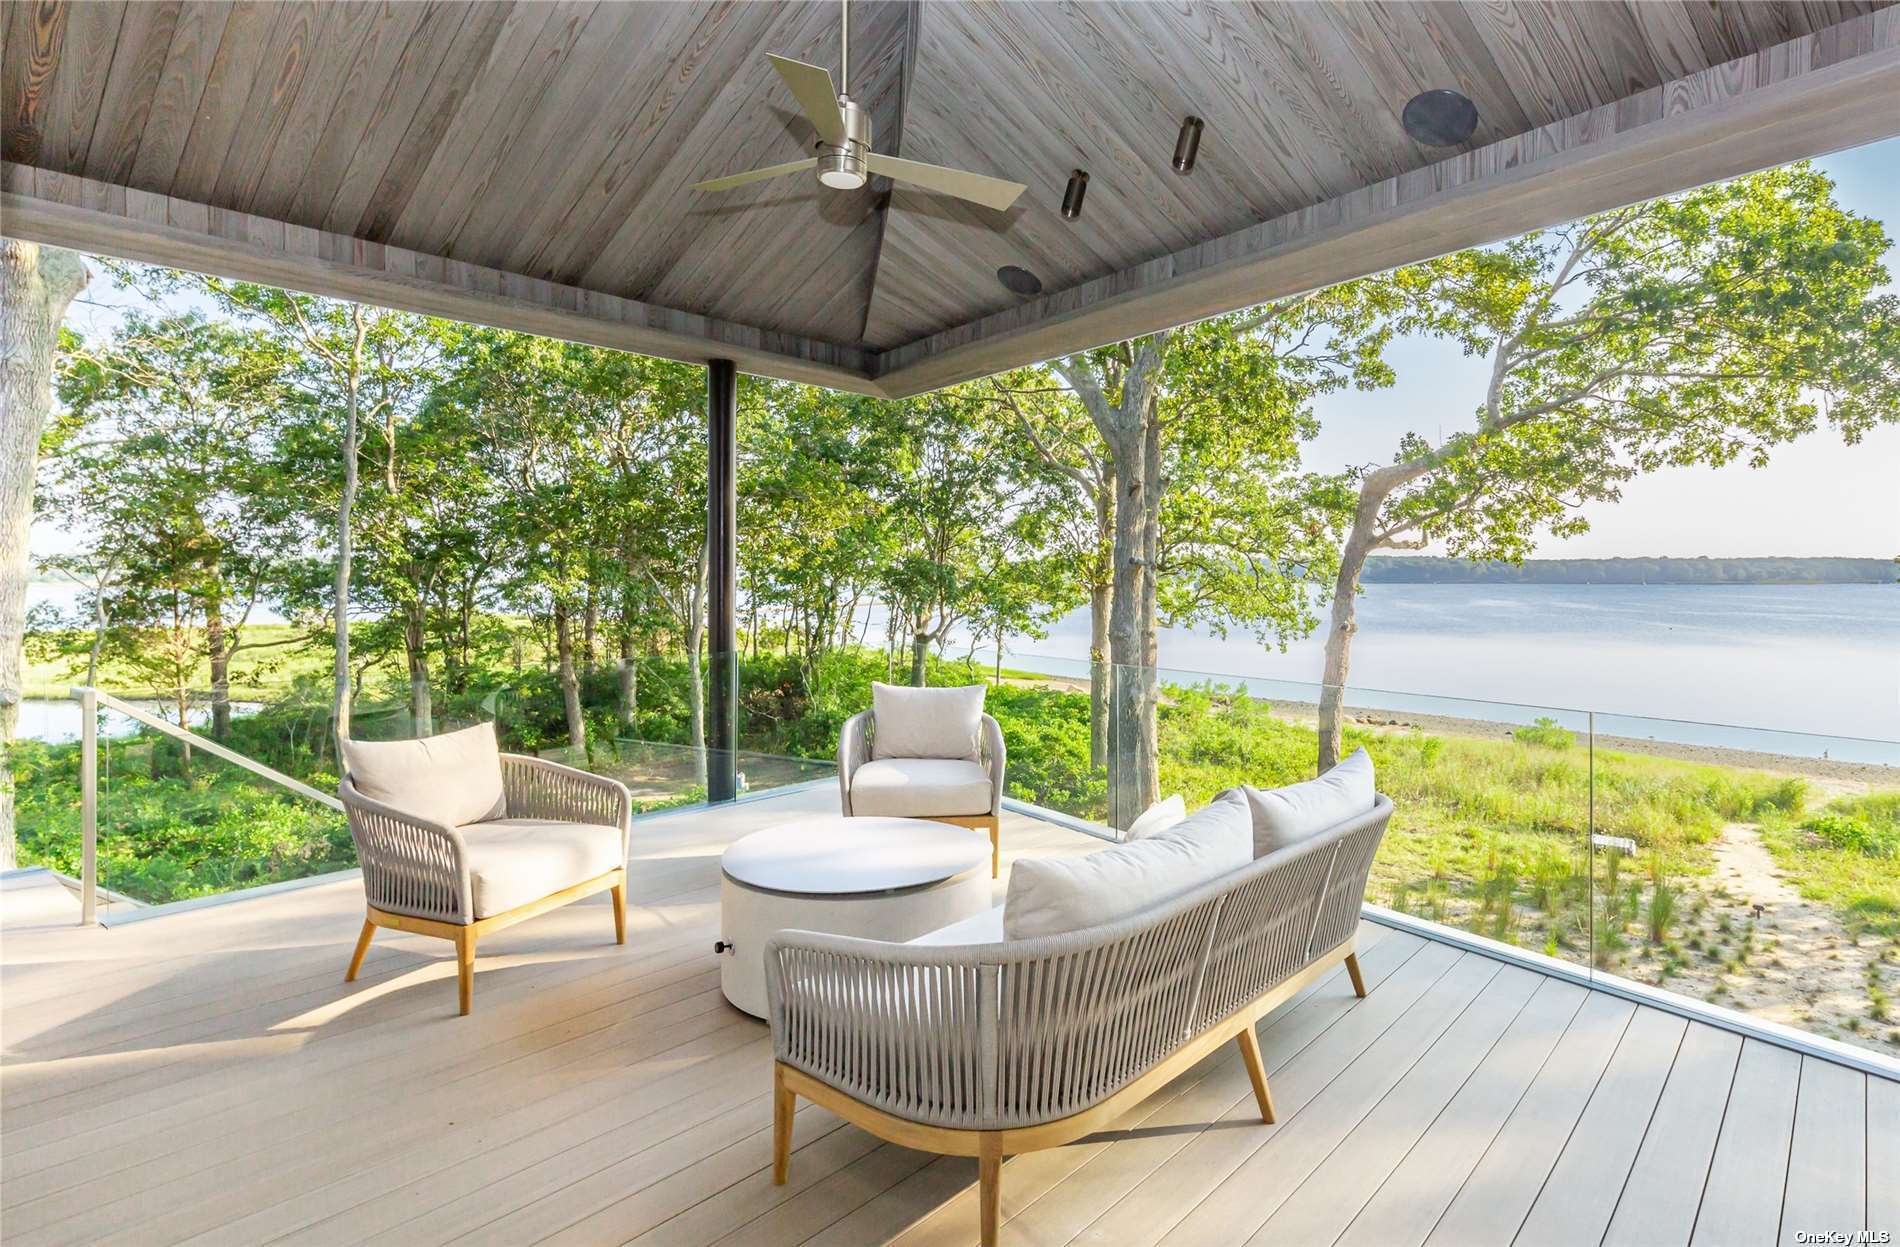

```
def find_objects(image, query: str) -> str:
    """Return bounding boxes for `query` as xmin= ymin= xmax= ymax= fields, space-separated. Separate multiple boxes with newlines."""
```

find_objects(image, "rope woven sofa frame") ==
xmin=764 ymin=796 xmax=1393 ymax=1246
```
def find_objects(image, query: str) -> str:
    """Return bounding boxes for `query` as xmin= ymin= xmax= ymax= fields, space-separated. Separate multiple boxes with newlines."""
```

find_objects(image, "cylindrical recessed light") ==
xmin=1060 ymin=170 xmax=1089 ymax=220
xmin=997 ymin=265 xmax=1043 ymax=296
xmin=1172 ymin=116 xmax=1204 ymax=174
xmin=1401 ymin=89 xmax=1479 ymax=147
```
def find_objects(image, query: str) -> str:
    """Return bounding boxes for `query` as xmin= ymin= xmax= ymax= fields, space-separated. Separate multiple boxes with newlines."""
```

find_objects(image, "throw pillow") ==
xmin=1240 ymin=748 xmax=1376 ymax=858
xmin=870 ymin=682 xmax=985 ymax=762
xmin=340 ymin=721 xmax=507 ymax=829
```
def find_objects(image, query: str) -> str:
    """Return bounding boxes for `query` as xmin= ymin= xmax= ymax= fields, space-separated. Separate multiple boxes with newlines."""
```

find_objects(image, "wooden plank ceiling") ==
xmin=4 ymin=1 xmax=1898 ymax=395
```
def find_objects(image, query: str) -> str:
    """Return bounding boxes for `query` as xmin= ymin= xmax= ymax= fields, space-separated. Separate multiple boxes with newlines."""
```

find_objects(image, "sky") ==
xmin=1300 ymin=137 xmax=1900 ymax=559
xmin=39 ymin=138 xmax=1900 ymax=564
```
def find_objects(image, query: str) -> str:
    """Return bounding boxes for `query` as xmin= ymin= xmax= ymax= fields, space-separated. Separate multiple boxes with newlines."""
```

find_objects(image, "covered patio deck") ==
xmin=3 ymin=786 xmax=1892 ymax=1247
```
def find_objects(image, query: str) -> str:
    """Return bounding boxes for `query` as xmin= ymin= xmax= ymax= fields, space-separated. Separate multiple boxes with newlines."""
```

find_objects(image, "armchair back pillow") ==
xmin=870 ymin=682 xmax=985 ymax=762
xmin=1003 ymin=791 xmax=1250 ymax=940
xmin=339 ymin=722 xmax=507 ymax=829
xmin=1239 ymin=747 xmax=1376 ymax=857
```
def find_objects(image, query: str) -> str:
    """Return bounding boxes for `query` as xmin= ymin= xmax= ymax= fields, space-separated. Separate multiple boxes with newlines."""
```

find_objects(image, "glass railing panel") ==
xmin=86 ymin=689 xmax=351 ymax=910
xmin=1586 ymin=710 xmax=1899 ymax=1060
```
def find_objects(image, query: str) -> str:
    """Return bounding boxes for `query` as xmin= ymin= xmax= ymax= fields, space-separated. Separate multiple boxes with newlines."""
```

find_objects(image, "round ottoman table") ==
xmin=717 ymin=815 xmax=993 ymax=1018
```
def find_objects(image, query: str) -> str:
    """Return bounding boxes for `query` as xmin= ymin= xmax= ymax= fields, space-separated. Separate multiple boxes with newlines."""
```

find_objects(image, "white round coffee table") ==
xmin=717 ymin=816 xmax=993 ymax=1018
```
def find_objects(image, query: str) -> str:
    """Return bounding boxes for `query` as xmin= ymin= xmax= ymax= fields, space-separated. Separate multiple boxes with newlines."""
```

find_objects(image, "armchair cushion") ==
xmin=870 ymin=682 xmax=985 ymax=762
xmin=848 ymin=758 xmax=992 ymax=818
xmin=340 ymin=722 xmax=506 ymax=829
xmin=458 ymin=818 xmax=625 ymax=919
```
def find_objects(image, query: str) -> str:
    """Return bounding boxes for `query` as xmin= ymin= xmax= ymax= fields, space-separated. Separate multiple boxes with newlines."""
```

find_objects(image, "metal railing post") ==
xmin=78 ymin=686 xmax=98 ymax=926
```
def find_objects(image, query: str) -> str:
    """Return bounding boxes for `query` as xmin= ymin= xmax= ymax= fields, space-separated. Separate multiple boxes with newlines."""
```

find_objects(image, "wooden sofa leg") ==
xmin=611 ymin=880 xmax=627 ymax=945
xmin=1345 ymin=952 xmax=1368 ymax=998
xmin=1236 ymin=1025 xmax=1277 ymax=1124
xmin=455 ymin=928 xmax=477 ymax=1016
xmin=978 ymin=1133 xmax=1003 ymax=1247
xmin=773 ymin=1065 xmax=795 ymax=1185
xmin=345 ymin=918 xmax=376 ymax=982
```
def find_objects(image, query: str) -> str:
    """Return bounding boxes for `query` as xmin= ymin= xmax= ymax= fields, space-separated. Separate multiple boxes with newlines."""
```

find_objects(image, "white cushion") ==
xmin=849 ymin=758 xmax=992 ymax=818
xmin=459 ymin=818 xmax=624 ymax=918
xmin=1240 ymin=748 xmax=1376 ymax=857
xmin=1003 ymin=792 xmax=1250 ymax=940
xmin=908 ymin=903 xmax=1006 ymax=946
xmin=1126 ymin=794 xmax=1186 ymax=840
xmin=870 ymin=682 xmax=984 ymax=762
xmin=341 ymin=722 xmax=506 ymax=829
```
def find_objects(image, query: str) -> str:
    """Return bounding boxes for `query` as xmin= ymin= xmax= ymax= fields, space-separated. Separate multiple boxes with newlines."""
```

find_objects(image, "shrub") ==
xmin=1513 ymin=717 xmax=1575 ymax=750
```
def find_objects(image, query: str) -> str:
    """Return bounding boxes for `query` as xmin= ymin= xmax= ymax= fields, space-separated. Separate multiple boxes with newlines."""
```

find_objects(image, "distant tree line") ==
xmin=1362 ymin=556 xmax=1897 ymax=585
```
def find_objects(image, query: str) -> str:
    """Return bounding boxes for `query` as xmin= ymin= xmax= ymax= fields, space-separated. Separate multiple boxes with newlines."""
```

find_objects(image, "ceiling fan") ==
xmin=691 ymin=1 xmax=1027 ymax=212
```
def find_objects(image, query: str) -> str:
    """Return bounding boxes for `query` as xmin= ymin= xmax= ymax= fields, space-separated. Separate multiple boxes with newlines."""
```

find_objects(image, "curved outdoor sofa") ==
xmin=765 ymin=794 xmax=1393 ymax=1246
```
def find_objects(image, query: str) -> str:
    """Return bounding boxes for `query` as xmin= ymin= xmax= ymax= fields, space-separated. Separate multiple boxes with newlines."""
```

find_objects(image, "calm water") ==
xmin=18 ymin=583 xmax=1898 ymax=761
xmin=1010 ymin=583 xmax=1900 ymax=763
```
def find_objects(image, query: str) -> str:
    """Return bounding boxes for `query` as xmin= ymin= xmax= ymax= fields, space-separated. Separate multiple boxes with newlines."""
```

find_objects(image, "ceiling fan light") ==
xmin=819 ymin=167 xmax=867 ymax=190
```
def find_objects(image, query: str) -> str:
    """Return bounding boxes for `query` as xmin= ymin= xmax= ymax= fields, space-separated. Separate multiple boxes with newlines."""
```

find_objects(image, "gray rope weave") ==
xmin=767 ymin=796 xmax=1393 ymax=1131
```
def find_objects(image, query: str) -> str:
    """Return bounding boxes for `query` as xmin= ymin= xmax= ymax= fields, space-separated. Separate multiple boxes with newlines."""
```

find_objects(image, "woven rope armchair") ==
xmin=340 ymin=752 xmax=633 ymax=1015
xmin=765 ymin=797 xmax=1392 ymax=1246
xmin=839 ymin=709 xmax=1007 ymax=875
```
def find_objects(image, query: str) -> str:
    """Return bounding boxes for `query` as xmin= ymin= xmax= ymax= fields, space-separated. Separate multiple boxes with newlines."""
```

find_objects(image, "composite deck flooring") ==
xmin=3 ymin=785 xmax=1894 ymax=1246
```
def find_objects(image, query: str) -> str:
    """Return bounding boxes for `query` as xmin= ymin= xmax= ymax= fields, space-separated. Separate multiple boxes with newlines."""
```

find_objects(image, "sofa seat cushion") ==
xmin=1240 ymin=748 xmax=1376 ymax=857
xmin=849 ymin=758 xmax=992 ymax=818
xmin=459 ymin=818 xmax=624 ymax=919
xmin=341 ymin=722 xmax=506 ymax=829
xmin=1003 ymin=792 xmax=1251 ymax=940
xmin=871 ymin=682 xmax=985 ymax=762
xmin=908 ymin=903 xmax=1006 ymax=946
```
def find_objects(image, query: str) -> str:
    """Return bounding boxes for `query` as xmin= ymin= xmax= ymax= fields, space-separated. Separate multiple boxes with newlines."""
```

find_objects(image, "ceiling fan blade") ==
xmin=767 ymin=54 xmax=845 ymax=146
xmin=864 ymin=153 xmax=1026 ymax=212
xmin=692 ymin=158 xmax=818 ymax=192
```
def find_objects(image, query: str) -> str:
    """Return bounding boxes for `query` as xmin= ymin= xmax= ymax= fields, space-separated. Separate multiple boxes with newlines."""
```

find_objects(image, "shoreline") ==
xmin=1007 ymin=673 xmax=1897 ymax=788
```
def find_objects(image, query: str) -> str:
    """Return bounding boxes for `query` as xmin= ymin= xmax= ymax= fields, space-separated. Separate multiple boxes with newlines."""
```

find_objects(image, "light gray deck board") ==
xmin=1779 ymin=1056 xmax=1868 ymax=1245
xmin=1601 ymin=1022 xmax=1743 ymax=1247
xmin=1 ymin=786 xmax=1889 ymax=1247
xmin=1691 ymin=1039 xmax=1804 ymax=1247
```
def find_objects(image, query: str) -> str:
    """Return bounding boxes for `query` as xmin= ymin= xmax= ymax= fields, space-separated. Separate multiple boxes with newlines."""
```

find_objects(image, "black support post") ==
xmin=706 ymin=359 xmax=739 ymax=802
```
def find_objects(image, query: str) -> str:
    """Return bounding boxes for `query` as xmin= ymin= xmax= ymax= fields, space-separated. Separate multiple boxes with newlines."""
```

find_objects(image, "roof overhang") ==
xmin=3 ymin=3 xmax=1897 ymax=397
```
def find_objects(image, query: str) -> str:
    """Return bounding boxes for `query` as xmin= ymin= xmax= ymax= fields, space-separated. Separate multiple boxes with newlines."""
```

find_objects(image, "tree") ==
xmin=1038 ymin=294 xmax=1397 ymax=827
xmin=44 ymin=311 xmax=302 ymax=741
xmin=1 ymin=241 xmax=86 ymax=868
xmin=181 ymin=273 xmax=440 ymax=754
xmin=1316 ymin=164 xmax=1900 ymax=768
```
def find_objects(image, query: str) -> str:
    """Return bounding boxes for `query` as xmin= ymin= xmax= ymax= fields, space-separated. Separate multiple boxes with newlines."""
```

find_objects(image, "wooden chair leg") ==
xmin=977 ymin=1133 xmax=1003 ymax=1247
xmin=455 ymin=927 xmax=477 ymax=1016
xmin=344 ymin=918 xmax=375 ymax=982
xmin=610 ymin=881 xmax=627 ymax=945
xmin=773 ymin=1064 xmax=795 ymax=1185
xmin=988 ymin=820 xmax=1000 ymax=878
xmin=1345 ymin=951 xmax=1368 ymax=998
xmin=1236 ymin=1025 xmax=1277 ymax=1124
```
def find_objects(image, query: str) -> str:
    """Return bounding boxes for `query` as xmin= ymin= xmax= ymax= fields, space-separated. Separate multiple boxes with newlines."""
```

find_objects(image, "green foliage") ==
xmin=1513 ymin=717 xmax=1575 ymax=750
xmin=1802 ymin=795 xmax=1900 ymax=859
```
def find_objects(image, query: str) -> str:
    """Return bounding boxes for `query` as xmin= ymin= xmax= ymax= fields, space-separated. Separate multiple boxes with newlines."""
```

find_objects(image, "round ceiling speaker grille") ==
xmin=1402 ymin=89 xmax=1479 ymax=146
xmin=997 ymin=265 xmax=1043 ymax=296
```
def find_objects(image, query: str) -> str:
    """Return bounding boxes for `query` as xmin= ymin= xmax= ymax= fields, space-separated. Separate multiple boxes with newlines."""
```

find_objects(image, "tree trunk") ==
xmin=1317 ymin=476 xmax=1395 ymax=773
xmin=1104 ymin=429 xmax=1146 ymax=831
xmin=0 ymin=242 xmax=87 ymax=869
xmin=686 ymin=546 xmax=708 ymax=787
xmin=332 ymin=374 xmax=360 ymax=755
xmin=553 ymin=602 xmax=584 ymax=751
xmin=909 ymin=629 xmax=929 ymax=687
xmin=616 ymin=633 xmax=637 ymax=732
xmin=403 ymin=603 xmax=433 ymax=738
xmin=1088 ymin=478 xmax=1113 ymax=770
xmin=1137 ymin=397 xmax=1162 ymax=811
xmin=206 ymin=597 xmax=231 ymax=739
xmin=582 ymin=583 xmax=598 ymax=676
